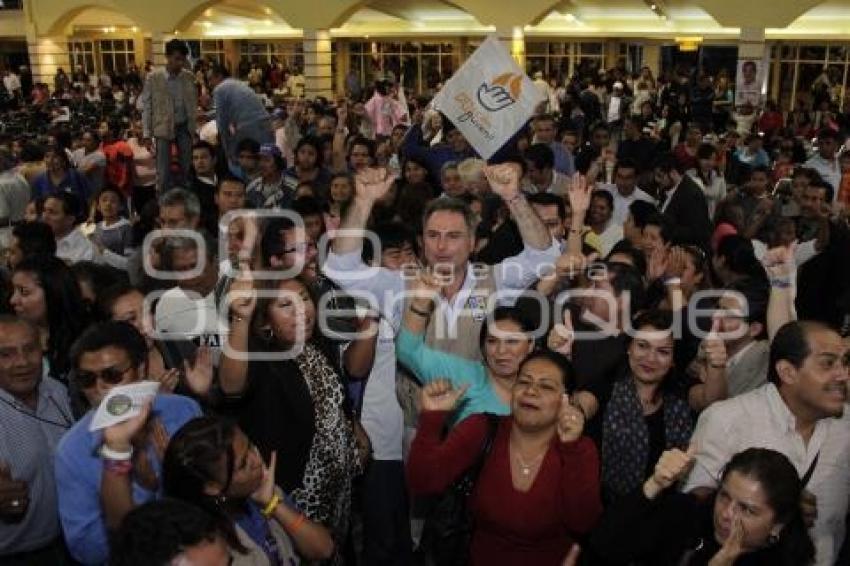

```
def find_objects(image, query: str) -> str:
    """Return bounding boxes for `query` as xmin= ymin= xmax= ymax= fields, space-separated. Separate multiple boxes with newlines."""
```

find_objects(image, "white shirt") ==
xmin=56 ymin=228 xmax=97 ymax=264
xmin=324 ymin=241 xmax=560 ymax=330
xmin=607 ymin=96 xmax=622 ymax=123
xmin=360 ymin=318 xmax=404 ymax=461
xmin=3 ymin=74 xmax=20 ymax=93
xmin=598 ymin=183 xmax=654 ymax=226
xmin=684 ymin=384 xmax=850 ymax=566
xmin=154 ymin=287 xmax=223 ymax=365
xmin=805 ymin=154 xmax=841 ymax=201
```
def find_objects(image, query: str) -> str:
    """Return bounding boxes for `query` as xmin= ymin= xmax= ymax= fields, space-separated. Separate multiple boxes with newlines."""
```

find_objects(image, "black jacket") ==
xmin=586 ymin=488 xmax=811 ymax=566
xmin=660 ymin=175 xmax=712 ymax=249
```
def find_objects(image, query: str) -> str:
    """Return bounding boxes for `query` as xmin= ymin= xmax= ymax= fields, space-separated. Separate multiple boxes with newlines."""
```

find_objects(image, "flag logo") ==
xmin=477 ymin=73 xmax=523 ymax=112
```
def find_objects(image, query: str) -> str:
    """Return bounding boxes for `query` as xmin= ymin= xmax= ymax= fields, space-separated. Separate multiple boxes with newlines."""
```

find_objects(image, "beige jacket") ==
xmin=141 ymin=67 xmax=197 ymax=140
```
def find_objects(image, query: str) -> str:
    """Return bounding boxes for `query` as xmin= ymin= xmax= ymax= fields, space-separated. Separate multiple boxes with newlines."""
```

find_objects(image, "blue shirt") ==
xmin=548 ymin=141 xmax=575 ymax=176
xmin=31 ymin=169 xmax=91 ymax=203
xmin=55 ymin=394 xmax=201 ymax=565
xmin=396 ymin=327 xmax=509 ymax=424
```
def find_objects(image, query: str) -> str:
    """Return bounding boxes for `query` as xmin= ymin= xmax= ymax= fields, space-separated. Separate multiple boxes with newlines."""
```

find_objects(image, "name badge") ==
xmin=467 ymin=295 xmax=488 ymax=321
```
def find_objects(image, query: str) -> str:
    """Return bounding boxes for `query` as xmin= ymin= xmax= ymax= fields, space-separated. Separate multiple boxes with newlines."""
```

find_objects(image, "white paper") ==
xmin=432 ymin=35 xmax=545 ymax=160
xmin=89 ymin=381 xmax=160 ymax=432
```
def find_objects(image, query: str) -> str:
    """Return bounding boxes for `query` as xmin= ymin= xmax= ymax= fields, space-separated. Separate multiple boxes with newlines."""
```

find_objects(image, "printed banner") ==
xmin=433 ymin=35 xmax=545 ymax=160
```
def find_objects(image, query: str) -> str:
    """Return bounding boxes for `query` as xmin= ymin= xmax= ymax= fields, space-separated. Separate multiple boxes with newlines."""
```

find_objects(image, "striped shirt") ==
xmin=0 ymin=377 xmax=72 ymax=554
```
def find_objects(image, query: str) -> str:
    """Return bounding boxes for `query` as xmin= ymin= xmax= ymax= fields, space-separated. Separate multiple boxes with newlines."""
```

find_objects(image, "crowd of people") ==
xmin=0 ymin=35 xmax=849 ymax=566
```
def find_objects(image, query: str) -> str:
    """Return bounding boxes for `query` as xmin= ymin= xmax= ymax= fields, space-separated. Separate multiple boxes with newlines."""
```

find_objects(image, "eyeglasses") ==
xmin=74 ymin=362 xmax=134 ymax=389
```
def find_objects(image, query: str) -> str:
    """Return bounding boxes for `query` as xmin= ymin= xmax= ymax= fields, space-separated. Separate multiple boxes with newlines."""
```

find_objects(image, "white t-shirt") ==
xmin=154 ymin=287 xmax=223 ymax=365
xmin=360 ymin=319 xmax=404 ymax=461
xmin=56 ymin=228 xmax=97 ymax=264
xmin=599 ymin=183 xmax=655 ymax=226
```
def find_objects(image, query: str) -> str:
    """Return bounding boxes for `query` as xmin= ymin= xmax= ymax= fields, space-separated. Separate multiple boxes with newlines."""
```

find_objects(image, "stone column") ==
xmin=303 ymin=28 xmax=332 ymax=99
xmin=642 ymin=43 xmax=661 ymax=77
xmin=495 ymin=26 xmax=525 ymax=68
xmin=27 ymin=32 xmax=67 ymax=86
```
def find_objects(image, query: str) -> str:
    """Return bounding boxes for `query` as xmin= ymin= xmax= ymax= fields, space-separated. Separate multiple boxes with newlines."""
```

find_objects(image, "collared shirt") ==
xmin=166 ymin=70 xmax=188 ymax=126
xmin=324 ymin=240 xmax=561 ymax=330
xmin=598 ymin=183 xmax=655 ymax=226
xmin=659 ymin=178 xmax=682 ymax=213
xmin=0 ymin=377 xmax=72 ymax=554
xmin=805 ymin=154 xmax=841 ymax=200
xmin=57 ymin=227 xmax=98 ymax=264
xmin=684 ymin=383 xmax=850 ymax=566
xmin=724 ymin=339 xmax=769 ymax=397
xmin=522 ymin=169 xmax=570 ymax=196
xmin=55 ymin=394 xmax=201 ymax=565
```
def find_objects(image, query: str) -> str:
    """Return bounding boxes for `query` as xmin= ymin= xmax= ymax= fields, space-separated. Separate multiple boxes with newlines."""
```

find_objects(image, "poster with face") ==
xmin=735 ymin=59 xmax=763 ymax=108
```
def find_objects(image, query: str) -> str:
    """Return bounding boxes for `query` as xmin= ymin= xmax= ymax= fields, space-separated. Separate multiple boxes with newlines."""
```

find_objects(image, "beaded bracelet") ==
xmin=770 ymin=278 xmax=792 ymax=288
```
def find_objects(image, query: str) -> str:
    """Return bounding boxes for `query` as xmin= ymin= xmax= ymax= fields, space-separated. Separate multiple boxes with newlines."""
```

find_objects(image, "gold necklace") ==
xmin=514 ymin=449 xmax=546 ymax=476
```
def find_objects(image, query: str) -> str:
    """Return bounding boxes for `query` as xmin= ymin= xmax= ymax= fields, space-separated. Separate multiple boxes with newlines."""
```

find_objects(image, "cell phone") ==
xmin=158 ymin=339 xmax=198 ymax=372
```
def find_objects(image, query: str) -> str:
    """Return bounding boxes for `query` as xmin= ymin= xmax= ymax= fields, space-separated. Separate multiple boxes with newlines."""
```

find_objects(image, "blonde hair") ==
xmin=457 ymin=158 xmax=486 ymax=186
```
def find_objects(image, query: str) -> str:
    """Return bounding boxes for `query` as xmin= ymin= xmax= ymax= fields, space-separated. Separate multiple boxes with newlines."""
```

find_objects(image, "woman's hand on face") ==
xmin=556 ymin=394 xmax=585 ymax=444
xmin=708 ymin=513 xmax=746 ymax=566
xmin=419 ymin=379 xmax=469 ymax=413
xmin=251 ymin=450 xmax=278 ymax=508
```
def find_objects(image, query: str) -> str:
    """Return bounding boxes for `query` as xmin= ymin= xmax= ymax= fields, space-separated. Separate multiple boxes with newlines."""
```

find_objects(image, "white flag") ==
xmin=432 ymin=35 xmax=545 ymax=160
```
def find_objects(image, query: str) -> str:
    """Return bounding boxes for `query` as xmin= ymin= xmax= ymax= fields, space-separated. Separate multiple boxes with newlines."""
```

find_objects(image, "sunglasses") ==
xmin=74 ymin=362 xmax=134 ymax=389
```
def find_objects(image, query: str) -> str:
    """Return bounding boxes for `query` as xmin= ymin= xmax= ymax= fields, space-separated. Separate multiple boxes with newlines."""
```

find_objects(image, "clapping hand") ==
xmin=419 ymin=379 xmax=469 ymax=413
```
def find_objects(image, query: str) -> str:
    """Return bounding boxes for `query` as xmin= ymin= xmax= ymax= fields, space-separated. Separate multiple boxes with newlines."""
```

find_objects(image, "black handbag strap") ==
xmin=802 ymin=451 xmax=820 ymax=488
xmin=463 ymin=413 xmax=501 ymax=495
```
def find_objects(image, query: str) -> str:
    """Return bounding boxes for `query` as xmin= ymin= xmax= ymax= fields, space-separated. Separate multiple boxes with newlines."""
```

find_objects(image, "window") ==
xmin=525 ymin=41 xmax=605 ymax=81
xmin=770 ymin=42 xmax=850 ymax=111
xmin=349 ymin=41 xmax=455 ymax=94
xmin=200 ymin=40 xmax=226 ymax=66
xmin=69 ymin=41 xmax=96 ymax=75
xmin=239 ymin=41 xmax=303 ymax=74
xmin=99 ymin=39 xmax=135 ymax=74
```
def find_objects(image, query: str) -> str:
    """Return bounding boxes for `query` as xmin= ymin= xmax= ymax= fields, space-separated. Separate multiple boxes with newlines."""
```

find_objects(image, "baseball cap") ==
xmin=259 ymin=143 xmax=281 ymax=157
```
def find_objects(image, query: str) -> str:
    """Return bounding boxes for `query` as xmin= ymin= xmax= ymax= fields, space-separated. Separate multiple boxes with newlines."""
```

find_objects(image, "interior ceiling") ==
xmin=145 ymin=0 xmax=850 ymax=36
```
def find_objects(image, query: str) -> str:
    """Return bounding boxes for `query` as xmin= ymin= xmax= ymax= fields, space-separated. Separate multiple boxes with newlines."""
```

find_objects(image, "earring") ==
xmin=767 ymin=533 xmax=779 ymax=545
xmin=265 ymin=327 xmax=274 ymax=340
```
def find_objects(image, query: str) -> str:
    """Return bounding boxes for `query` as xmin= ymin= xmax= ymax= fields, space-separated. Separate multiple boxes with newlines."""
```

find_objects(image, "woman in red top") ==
xmin=407 ymin=350 xmax=602 ymax=566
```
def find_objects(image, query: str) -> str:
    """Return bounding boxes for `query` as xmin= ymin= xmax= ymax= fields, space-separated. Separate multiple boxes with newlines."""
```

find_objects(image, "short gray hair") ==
xmin=440 ymin=160 xmax=459 ymax=181
xmin=159 ymin=188 xmax=201 ymax=219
